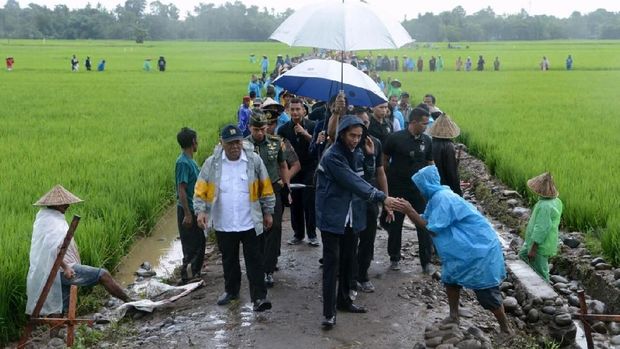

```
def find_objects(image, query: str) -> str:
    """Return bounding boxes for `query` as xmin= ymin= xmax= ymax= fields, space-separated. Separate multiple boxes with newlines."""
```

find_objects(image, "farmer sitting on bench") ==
xmin=26 ymin=185 xmax=131 ymax=316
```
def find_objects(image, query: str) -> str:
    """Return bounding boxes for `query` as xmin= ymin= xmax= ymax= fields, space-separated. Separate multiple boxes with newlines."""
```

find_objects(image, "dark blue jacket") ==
xmin=315 ymin=115 xmax=387 ymax=234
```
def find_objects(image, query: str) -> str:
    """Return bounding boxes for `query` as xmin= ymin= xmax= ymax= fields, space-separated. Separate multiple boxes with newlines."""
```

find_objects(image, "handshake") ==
xmin=383 ymin=197 xmax=416 ymax=217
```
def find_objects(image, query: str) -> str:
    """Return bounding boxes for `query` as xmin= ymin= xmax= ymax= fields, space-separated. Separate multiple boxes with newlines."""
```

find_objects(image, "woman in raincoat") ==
xmin=392 ymin=165 xmax=513 ymax=334
xmin=519 ymin=172 xmax=563 ymax=282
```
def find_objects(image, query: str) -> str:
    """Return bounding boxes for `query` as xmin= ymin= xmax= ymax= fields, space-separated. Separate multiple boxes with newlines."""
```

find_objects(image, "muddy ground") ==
xmin=87 ymin=210 xmax=510 ymax=349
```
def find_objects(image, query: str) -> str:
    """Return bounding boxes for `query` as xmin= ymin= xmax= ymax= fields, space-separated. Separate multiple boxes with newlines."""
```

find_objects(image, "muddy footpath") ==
xmin=21 ymin=146 xmax=620 ymax=349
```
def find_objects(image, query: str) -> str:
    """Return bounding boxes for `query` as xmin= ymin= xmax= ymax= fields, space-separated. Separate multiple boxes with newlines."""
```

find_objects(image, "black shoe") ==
xmin=321 ymin=316 xmax=336 ymax=329
xmin=253 ymin=298 xmax=272 ymax=312
xmin=336 ymin=303 xmax=367 ymax=313
xmin=216 ymin=292 xmax=238 ymax=306
xmin=265 ymin=273 xmax=274 ymax=288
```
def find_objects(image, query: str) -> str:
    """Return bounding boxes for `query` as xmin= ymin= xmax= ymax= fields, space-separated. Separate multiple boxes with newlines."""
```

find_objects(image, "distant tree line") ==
xmin=0 ymin=0 xmax=618 ymax=41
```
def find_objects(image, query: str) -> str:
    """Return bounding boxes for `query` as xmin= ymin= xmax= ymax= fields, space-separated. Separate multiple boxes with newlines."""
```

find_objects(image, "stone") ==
xmin=553 ymin=282 xmax=568 ymax=290
xmin=458 ymin=308 xmax=474 ymax=318
xmin=466 ymin=327 xmax=486 ymax=341
xmin=595 ymin=263 xmax=613 ymax=270
xmin=609 ymin=322 xmax=620 ymax=335
xmin=550 ymin=275 xmax=569 ymax=284
xmin=554 ymin=313 xmax=573 ymax=326
xmin=456 ymin=339 xmax=482 ymax=349
xmin=611 ymin=335 xmax=620 ymax=345
xmin=512 ymin=207 xmax=530 ymax=218
xmin=588 ymin=300 xmax=606 ymax=314
xmin=413 ymin=343 xmax=426 ymax=349
xmin=502 ymin=190 xmax=521 ymax=198
xmin=542 ymin=306 xmax=557 ymax=315
xmin=591 ymin=257 xmax=606 ymax=266
xmin=558 ymin=288 xmax=573 ymax=296
xmin=426 ymin=336 xmax=443 ymax=347
xmin=499 ymin=282 xmax=513 ymax=291
xmin=48 ymin=338 xmax=65 ymax=348
xmin=140 ymin=261 xmax=152 ymax=270
xmin=592 ymin=321 xmax=608 ymax=334
xmin=549 ymin=321 xmax=577 ymax=347
xmin=437 ymin=345 xmax=456 ymax=349
xmin=505 ymin=199 xmax=518 ymax=207
xmin=614 ymin=279 xmax=620 ymax=288
xmin=503 ymin=297 xmax=518 ymax=312
xmin=614 ymin=269 xmax=620 ymax=280
xmin=527 ymin=309 xmax=539 ymax=323
xmin=563 ymin=237 xmax=581 ymax=248
xmin=135 ymin=268 xmax=156 ymax=277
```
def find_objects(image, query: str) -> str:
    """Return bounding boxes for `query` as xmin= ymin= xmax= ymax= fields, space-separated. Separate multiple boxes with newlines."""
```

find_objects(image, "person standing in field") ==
xmin=315 ymin=115 xmax=398 ymax=329
xmin=437 ymin=55 xmax=444 ymax=71
xmin=493 ymin=57 xmax=500 ymax=71
xmin=566 ymin=55 xmax=573 ymax=70
xmin=391 ymin=165 xmax=513 ymax=334
xmin=245 ymin=111 xmax=291 ymax=288
xmin=429 ymin=114 xmax=462 ymax=196
xmin=194 ymin=125 xmax=275 ymax=311
xmin=261 ymin=55 xmax=269 ymax=80
xmin=465 ymin=56 xmax=472 ymax=71
xmin=175 ymin=127 xmax=206 ymax=284
xmin=85 ymin=56 xmax=91 ymax=71
xmin=519 ymin=173 xmax=563 ymax=282
xmin=417 ymin=56 xmax=424 ymax=72
xmin=540 ymin=56 xmax=550 ymax=71
xmin=248 ymin=74 xmax=263 ymax=99
xmin=158 ymin=56 xmax=166 ymax=71
xmin=143 ymin=58 xmax=152 ymax=72
xmin=383 ymin=107 xmax=434 ymax=272
xmin=97 ymin=59 xmax=106 ymax=72
xmin=477 ymin=55 xmax=485 ymax=71
xmin=71 ymin=55 xmax=79 ymax=72
xmin=238 ymin=96 xmax=252 ymax=137
xmin=26 ymin=185 xmax=131 ymax=317
xmin=6 ymin=56 xmax=14 ymax=71
xmin=455 ymin=56 xmax=463 ymax=71
xmin=429 ymin=56 xmax=436 ymax=72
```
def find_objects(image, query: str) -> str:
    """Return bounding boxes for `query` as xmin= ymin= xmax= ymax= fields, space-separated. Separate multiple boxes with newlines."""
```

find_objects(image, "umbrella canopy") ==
xmin=273 ymin=59 xmax=387 ymax=107
xmin=270 ymin=1 xmax=413 ymax=51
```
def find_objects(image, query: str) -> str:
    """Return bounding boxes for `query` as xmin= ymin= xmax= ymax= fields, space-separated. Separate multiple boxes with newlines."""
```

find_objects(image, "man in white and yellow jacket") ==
xmin=194 ymin=124 xmax=275 ymax=312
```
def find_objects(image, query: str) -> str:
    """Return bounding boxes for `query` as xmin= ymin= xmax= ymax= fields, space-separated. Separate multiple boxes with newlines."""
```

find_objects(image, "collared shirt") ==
xmin=246 ymin=134 xmax=285 ymax=183
xmin=384 ymin=129 xmax=433 ymax=189
xmin=213 ymin=151 xmax=254 ymax=232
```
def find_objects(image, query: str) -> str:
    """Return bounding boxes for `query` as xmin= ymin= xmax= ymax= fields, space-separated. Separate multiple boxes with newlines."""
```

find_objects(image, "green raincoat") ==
xmin=519 ymin=197 xmax=563 ymax=281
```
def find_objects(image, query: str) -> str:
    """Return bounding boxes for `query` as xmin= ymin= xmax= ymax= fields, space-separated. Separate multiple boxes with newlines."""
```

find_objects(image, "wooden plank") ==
xmin=66 ymin=285 xmax=78 ymax=347
xmin=578 ymin=290 xmax=594 ymax=349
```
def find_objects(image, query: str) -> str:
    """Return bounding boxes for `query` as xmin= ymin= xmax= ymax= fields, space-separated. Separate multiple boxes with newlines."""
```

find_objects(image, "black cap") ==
xmin=220 ymin=124 xmax=244 ymax=143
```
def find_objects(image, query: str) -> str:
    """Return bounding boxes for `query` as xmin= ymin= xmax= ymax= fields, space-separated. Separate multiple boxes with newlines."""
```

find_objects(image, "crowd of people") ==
xmin=24 ymin=48 xmax=564 ymax=338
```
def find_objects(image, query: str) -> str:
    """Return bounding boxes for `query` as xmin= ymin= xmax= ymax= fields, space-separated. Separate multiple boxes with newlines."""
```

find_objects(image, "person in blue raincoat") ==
xmin=392 ymin=165 xmax=513 ymax=334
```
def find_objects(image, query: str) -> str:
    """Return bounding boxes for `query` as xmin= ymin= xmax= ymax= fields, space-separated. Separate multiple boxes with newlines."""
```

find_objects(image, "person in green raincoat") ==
xmin=519 ymin=172 xmax=563 ymax=281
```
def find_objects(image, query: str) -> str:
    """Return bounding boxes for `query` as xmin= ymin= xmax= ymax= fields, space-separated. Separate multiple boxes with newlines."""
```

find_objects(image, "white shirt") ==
xmin=212 ymin=151 xmax=254 ymax=232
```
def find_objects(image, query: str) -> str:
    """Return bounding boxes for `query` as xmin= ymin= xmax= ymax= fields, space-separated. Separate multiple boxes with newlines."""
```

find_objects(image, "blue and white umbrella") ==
xmin=273 ymin=59 xmax=387 ymax=107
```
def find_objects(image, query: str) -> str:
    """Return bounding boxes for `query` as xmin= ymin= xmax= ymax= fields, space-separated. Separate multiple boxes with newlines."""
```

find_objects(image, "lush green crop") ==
xmin=0 ymin=39 xmax=618 ymax=344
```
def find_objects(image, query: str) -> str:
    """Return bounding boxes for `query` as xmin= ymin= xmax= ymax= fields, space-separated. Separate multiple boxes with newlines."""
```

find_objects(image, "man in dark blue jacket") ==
xmin=315 ymin=115 xmax=397 ymax=329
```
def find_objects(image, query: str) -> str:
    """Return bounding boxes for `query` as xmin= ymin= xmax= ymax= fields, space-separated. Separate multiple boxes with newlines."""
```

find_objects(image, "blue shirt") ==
xmin=276 ymin=112 xmax=290 ymax=133
xmin=248 ymin=81 xmax=262 ymax=98
xmin=237 ymin=104 xmax=252 ymax=137
xmin=175 ymin=153 xmax=200 ymax=212
xmin=392 ymin=109 xmax=405 ymax=129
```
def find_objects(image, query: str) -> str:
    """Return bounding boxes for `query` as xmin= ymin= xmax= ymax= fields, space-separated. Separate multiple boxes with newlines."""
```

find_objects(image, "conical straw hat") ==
xmin=33 ymin=185 xmax=84 ymax=206
xmin=429 ymin=114 xmax=460 ymax=139
xmin=527 ymin=172 xmax=559 ymax=198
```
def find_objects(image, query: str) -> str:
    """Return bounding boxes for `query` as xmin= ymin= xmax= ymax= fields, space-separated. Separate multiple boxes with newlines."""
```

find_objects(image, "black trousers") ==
xmin=386 ymin=186 xmax=433 ymax=266
xmin=321 ymin=228 xmax=357 ymax=318
xmin=356 ymin=203 xmax=379 ymax=283
xmin=291 ymin=171 xmax=317 ymax=239
xmin=261 ymin=184 xmax=282 ymax=273
xmin=216 ymin=229 xmax=267 ymax=302
xmin=177 ymin=206 xmax=206 ymax=280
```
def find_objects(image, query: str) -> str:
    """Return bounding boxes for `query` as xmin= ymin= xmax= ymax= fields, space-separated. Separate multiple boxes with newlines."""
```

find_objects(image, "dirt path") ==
xmin=98 ymin=212 xmax=486 ymax=349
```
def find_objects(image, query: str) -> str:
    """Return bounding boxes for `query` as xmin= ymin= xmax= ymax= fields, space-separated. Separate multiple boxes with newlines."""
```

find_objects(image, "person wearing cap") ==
xmin=429 ymin=114 xmax=462 ymax=196
xmin=278 ymin=98 xmax=319 ymax=247
xmin=175 ymin=127 xmax=206 ymax=284
xmin=248 ymin=74 xmax=263 ymax=99
xmin=391 ymin=165 xmax=513 ymax=334
xmin=194 ymin=125 xmax=275 ymax=311
xmin=519 ymin=173 xmax=563 ymax=282
xmin=238 ymin=96 xmax=252 ymax=137
xmin=383 ymin=106 xmax=434 ymax=272
xmin=26 ymin=185 xmax=131 ymax=316
xmin=249 ymin=53 xmax=256 ymax=64
xmin=315 ymin=115 xmax=398 ymax=329
xmin=261 ymin=97 xmax=289 ymax=133
xmin=245 ymin=110 xmax=291 ymax=288
xmin=264 ymin=110 xmax=302 ymax=180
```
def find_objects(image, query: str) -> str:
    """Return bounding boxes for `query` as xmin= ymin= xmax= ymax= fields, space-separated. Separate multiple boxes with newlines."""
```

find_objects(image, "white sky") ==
xmin=8 ymin=0 xmax=620 ymax=19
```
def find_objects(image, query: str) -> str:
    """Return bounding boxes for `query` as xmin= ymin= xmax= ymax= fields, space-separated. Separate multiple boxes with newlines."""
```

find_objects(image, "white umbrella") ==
xmin=273 ymin=59 xmax=387 ymax=107
xmin=270 ymin=0 xmax=413 ymax=51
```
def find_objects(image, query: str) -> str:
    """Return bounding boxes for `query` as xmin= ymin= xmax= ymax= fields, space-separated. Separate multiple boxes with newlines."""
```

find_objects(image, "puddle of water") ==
xmin=574 ymin=320 xmax=588 ymax=349
xmin=115 ymin=206 xmax=183 ymax=285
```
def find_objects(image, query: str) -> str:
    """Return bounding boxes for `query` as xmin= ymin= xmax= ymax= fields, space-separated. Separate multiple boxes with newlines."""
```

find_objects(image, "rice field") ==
xmin=0 ymin=39 xmax=619 ymax=343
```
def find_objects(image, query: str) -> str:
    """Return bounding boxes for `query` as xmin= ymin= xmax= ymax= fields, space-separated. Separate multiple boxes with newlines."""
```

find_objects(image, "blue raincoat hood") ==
xmin=412 ymin=165 xmax=445 ymax=200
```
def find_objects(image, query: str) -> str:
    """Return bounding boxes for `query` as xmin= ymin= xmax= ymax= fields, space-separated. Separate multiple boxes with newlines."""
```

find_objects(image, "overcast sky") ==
xmin=11 ymin=0 xmax=620 ymax=19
